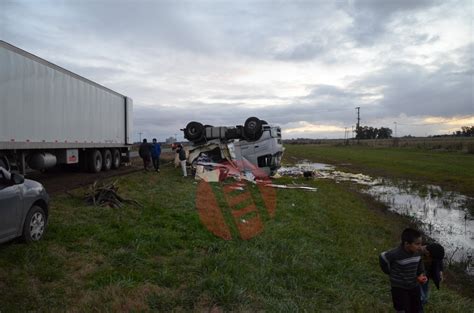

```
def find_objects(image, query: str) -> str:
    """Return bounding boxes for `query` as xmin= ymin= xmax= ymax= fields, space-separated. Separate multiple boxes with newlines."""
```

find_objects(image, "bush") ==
xmin=466 ymin=143 xmax=474 ymax=154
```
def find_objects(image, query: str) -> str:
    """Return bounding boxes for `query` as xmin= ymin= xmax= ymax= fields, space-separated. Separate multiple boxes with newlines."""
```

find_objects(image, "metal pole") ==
xmin=355 ymin=107 xmax=360 ymax=130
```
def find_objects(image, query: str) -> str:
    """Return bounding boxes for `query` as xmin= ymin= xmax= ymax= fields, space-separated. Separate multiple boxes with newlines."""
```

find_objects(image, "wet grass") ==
xmin=0 ymin=159 xmax=473 ymax=311
xmin=284 ymin=144 xmax=474 ymax=197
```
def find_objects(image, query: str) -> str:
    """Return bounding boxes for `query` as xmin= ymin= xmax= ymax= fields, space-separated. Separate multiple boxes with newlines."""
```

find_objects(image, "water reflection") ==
xmin=277 ymin=162 xmax=474 ymax=274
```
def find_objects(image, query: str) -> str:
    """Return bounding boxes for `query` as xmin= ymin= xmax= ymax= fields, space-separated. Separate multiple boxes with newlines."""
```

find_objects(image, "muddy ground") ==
xmin=27 ymin=152 xmax=175 ymax=195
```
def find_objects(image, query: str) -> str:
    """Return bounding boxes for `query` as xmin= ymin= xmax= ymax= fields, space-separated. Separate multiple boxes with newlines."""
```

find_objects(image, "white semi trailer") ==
xmin=0 ymin=41 xmax=133 ymax=174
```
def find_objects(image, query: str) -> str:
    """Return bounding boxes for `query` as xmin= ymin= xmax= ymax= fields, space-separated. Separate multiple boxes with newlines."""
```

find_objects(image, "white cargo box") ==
xmin=0 ymin=41 xmax=133 ymax=149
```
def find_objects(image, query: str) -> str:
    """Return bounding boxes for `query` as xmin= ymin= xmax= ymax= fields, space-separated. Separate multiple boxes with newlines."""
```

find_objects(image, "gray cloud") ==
xmin=2 ymin=0 xmax=472 ymax=140
xmin=357 ymin=46 xmax=473 ymax=117
xmin=343 ymin=0 xmax=441 ymax=45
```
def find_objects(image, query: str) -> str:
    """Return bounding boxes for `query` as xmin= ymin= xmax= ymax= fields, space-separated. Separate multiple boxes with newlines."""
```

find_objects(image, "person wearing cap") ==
xmin=420 ymin=243 xmax=445 ymax=307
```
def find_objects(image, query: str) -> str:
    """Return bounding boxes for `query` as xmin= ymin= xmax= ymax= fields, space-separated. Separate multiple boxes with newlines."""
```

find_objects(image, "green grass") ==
xmin=0 ymin=151 xmax=473 ymax=311
xmin=284 ymin=144 xmax=474 ymax=197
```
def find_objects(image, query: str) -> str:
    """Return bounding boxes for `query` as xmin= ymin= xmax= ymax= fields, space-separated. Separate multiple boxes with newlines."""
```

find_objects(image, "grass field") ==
xmin=284 ymin=144 xmax=474 ymax=197
xmin=0 ymin=145 xmax=473 ymax=312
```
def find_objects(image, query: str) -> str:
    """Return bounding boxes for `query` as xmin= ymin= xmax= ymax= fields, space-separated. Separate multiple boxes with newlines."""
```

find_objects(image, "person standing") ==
xmin=379 ymin=228 xmax=425 ymax=313
xmin=420 ymin=243 xmax=445 ymax=308
xmin=151 ymin=138 xmax=161 ymax=172
xmin=138 ymin=138 xmax=152 ymax=171
xmin=176 ymin=143 xmax=187 ymax=177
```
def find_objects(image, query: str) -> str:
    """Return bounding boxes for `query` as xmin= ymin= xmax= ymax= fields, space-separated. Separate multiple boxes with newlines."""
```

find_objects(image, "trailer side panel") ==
xmin=0 ymin=42 xmax=127 ymax=146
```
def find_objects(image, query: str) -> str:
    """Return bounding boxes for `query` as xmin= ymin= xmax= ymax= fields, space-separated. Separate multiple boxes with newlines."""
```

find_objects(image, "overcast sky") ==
xmin=1 ymin=0 xmax=473 ymax=140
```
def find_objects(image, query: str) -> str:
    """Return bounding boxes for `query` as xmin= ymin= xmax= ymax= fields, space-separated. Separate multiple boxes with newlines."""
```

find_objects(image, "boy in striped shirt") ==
xmin=380 ymin=228 xmax=426 ymax=313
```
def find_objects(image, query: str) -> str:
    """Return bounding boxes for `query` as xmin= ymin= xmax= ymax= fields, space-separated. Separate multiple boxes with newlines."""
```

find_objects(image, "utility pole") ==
xmin=138 ymin=132 xmax=143 ymax=142
xmin=393 ymin=122 xmax=397 ymax=138
xmin=355 ymin=107 xmax=360 ymax=129
xmin=355 ymin=107 xmax=360 ymax=142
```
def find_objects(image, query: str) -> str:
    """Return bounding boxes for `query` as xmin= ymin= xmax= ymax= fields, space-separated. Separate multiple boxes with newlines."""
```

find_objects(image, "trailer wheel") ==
xmin=244 ymin=117 xmax=263 ymax=141
xmin=87 ymin=149 xmax=103 ymax=173
xmin=102 ymin=149 xmax=112 ymax=171
xmin=79 ymin=150 xmax=88 ymax=172
xmin=184 ymin=122 xmax=204 ymax=141
xmin=111 ymin=149 xmax=121 ymax=169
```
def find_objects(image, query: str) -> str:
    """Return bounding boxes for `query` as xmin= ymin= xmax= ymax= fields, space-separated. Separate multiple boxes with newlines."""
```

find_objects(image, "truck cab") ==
xmin=182 ymin=117 xmax=284 ymax=176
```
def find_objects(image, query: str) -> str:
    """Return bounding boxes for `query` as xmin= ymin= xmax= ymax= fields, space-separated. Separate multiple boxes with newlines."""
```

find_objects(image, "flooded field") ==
xmin=277 ymin=162 xmax=474 ymax=274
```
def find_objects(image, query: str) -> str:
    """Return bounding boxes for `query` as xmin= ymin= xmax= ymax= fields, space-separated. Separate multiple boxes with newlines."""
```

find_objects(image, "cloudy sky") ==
xmin=1 ymin=0 xmax=473 ymax=140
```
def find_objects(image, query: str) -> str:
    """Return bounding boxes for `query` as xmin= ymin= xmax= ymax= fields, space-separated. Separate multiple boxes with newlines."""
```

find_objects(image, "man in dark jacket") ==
xmin=176 ymin=143 xmax=187 ymax=176
xmin=151 ymin=138 xmax=161 ymax=172
xmin=138 ymin=138 xmax=152 ymax=171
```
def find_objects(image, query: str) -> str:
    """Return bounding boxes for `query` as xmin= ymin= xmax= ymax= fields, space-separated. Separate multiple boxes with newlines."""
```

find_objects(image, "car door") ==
xmin=0 ymin=170 xmax=21 ymax=242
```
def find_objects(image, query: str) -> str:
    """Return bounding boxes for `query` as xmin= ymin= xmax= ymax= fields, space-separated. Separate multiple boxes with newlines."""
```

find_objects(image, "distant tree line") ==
xmin=432 ymin=126 xmax=474 ymax=137
xmin=452 ymin=126 xmax=474 ymax=137
xmin=355 ymin=126 xmax=392 ymax=139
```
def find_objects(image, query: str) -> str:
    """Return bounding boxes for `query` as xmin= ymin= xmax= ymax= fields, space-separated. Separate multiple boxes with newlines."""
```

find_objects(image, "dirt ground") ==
xmin=27 ymin=152 xmax=175 ymax=195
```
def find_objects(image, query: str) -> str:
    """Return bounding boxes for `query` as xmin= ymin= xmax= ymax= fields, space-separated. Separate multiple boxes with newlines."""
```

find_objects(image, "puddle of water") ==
xmin=277 ymin=162 xmax=474 ymax=274
xmin=366 ymin=182 xmax=473 ymax=270
xmin=277 ymin=162 xmax=334 ymax=176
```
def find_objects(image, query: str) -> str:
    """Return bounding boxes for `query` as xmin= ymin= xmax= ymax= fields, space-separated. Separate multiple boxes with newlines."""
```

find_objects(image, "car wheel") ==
xmin=244 ymin=117 xmax=263 ymax=140
xmin=102 ymin=149 xmax=112 ymax=171
xmin=22 ymin=205 xmax=47 ymax=243
xmin=185 ymin=122 xmax=204 ymax=141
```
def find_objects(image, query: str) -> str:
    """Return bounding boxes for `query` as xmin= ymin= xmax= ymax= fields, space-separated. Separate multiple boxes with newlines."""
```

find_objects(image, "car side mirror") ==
xmin=10 ymin=172 xmax=24 ymax=185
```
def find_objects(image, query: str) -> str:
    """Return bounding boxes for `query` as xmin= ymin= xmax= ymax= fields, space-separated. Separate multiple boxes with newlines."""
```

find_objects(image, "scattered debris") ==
xmin=84 ymin=181 xmax=143 ymax=208
xmin=264 ymin=183 xmax=318 ymax=191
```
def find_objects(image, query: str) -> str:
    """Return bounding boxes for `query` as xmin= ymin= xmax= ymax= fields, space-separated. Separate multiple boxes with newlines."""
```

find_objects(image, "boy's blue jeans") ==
xmin=420 ymin=281 xmax=429 ymax=305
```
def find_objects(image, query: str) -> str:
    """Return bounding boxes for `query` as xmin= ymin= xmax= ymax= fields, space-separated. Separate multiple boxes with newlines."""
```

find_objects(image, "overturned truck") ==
xmin=182 ymin=117 xmax=284 ymax=177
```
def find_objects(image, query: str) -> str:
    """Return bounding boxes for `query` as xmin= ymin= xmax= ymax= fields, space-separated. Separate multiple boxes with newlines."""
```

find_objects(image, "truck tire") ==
xmin=79 ymin=150 xmax=88 ymax=172
xmin=184 ymin=122 xmax=204 ymax=141
xmin=87 ymin=149 xmax=103 ymax=173
xmin=244 ymin=117 xmax=263 ymax=141
xmin=102 ymin=149 xmax=112 ymax=171
xmin=21 ymin=205 xmax=47 ymax=243
xmin=111 ymin=149 xmax=121 ymax=169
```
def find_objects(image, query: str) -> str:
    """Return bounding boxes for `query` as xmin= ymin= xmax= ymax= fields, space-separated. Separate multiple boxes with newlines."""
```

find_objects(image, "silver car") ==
xmin=0 ymin=167 xmax=49 ymax=243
